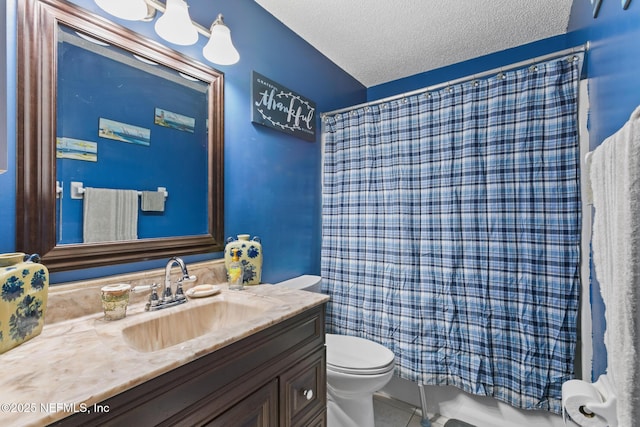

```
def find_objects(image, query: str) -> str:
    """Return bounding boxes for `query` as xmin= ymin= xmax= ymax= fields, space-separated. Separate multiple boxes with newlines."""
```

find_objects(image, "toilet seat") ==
xmin=326 ymin=333 xmax=395 ymax=375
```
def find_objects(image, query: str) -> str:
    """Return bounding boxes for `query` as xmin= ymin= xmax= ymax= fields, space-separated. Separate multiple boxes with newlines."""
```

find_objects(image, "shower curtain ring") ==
xmin=529 ymin=57 xmax=540 ymax=72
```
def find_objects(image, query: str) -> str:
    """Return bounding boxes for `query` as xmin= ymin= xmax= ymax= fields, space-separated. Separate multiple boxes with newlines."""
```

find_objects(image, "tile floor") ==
xmin=373 ymin=393 xmax=449 ymax=427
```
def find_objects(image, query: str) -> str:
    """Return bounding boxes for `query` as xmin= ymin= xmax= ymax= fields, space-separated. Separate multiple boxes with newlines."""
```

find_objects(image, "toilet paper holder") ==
xmin=585 ymin=374 xmax=618 ymax=426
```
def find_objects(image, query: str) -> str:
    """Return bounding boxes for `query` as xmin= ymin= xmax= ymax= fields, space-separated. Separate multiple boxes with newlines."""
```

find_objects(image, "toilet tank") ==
xmin=274 ymin=275 xmax=322 ymax=293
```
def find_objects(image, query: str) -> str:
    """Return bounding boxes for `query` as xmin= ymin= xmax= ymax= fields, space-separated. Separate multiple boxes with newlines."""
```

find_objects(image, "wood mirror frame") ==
xmin=16 ymin=0 xmax=224 ymax=272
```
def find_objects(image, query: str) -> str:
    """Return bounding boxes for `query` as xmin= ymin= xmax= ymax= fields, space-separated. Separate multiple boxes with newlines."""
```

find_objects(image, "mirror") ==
xmin=56 ymin=25 xmax=210 ymax=244
xmin=16 ymin=0 xmax=225 ymax=271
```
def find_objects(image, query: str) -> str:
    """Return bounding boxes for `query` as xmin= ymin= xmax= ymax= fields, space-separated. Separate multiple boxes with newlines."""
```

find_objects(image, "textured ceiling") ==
xmin=254 ymin=0 xmax=574 ymax=87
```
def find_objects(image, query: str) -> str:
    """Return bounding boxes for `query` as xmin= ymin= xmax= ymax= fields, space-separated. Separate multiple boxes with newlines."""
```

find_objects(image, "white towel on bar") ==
xmin=83 ymin=187 xmax=139 ymax=243
xmin=590 ymin=105 xmax=640 ymax=427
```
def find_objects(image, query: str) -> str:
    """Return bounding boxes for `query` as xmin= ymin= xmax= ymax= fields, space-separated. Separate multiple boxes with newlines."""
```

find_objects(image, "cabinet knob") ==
xmin=302 ymin=389 xmax=314 ymax=400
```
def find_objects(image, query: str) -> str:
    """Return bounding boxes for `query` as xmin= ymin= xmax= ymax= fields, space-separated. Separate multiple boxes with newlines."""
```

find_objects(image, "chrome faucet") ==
xmin=164 ymin=256 xmax=196 ymax=303
xmin=132 ymin=257 xmax=196 ymax=311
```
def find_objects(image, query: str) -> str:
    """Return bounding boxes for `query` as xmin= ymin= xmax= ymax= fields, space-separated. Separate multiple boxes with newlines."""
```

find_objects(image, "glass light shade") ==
xmin=202 ymin=16 xmax=240 ymax=66
xmin=154 ymin=0 xmax=198 ymax=46
xmin=95 ymin=0 xmax=149 ymax=21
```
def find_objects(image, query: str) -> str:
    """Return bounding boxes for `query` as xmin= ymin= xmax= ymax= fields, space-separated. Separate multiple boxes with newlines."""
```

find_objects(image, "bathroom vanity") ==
xmin=54 ymin=304 xmax=326 ymax=426
xmin=0 ymin=261 xmax=328 ymax=427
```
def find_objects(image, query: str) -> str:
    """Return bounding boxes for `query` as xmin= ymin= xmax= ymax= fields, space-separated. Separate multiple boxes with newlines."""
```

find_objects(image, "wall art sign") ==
xmin=251 ymin=71 xmax=316 ymax=142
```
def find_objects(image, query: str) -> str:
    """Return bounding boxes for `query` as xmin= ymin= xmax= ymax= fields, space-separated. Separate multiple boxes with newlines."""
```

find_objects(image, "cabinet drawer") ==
xmin=280 ymin=348 xmax=326 ymax=427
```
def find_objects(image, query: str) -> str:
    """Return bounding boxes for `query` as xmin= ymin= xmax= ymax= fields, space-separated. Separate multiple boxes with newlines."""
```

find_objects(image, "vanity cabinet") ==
xmin=51 ymin=304 xmax=326 ymax=427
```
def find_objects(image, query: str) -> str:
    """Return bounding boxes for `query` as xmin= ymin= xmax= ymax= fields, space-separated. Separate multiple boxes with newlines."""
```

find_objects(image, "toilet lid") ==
xmin=326 ymin=333 xmax=395 ymax=375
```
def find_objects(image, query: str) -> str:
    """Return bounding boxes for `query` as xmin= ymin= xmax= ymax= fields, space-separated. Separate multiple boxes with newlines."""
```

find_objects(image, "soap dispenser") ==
xmin=228 ymin=249 xmax=244 ymax=290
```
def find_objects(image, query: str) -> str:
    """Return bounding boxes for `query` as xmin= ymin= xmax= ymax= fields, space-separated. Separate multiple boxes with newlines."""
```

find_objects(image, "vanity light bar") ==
xmin=95 ymin=0 xmax=240 ymax=65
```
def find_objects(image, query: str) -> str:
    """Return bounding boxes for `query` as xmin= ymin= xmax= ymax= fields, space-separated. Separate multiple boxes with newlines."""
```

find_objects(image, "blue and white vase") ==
xmin=0 ymin=253 xmax=49 ymax=354
xmin=224 ymin=235 xmax=262 ymax=285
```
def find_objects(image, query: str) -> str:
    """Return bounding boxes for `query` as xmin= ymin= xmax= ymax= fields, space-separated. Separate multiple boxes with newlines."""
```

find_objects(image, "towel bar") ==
xmin=70 ymin=181 xmax=168 ymax=200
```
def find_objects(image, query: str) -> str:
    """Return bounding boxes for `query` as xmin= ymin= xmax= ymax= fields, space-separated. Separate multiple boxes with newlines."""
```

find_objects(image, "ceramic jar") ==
xmin=224 ymin=234 xmax=262 ymax=285
xmin=0 ymin=252 xmax=49 ymax=354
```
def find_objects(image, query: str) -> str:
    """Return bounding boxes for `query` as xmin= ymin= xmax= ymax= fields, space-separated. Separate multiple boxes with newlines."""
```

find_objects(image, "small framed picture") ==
xmin=98 ymin=118 xmax=151 ymax=146
xmin=154 ymin=108 xmax=195 ymax=133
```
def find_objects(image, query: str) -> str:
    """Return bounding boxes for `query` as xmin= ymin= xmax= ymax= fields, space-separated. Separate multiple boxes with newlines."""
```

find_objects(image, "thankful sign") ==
xmin=251 ymin=71 xmax=316 ymax=142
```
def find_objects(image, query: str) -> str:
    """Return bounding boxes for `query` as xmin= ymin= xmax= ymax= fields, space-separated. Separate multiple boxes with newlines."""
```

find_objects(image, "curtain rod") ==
xmin=322 ymin=43 xmax=589 ymax=118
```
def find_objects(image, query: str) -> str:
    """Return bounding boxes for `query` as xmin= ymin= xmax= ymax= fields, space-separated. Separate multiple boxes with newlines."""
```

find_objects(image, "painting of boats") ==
xmin=99 ymin=118 xmax=151 ymax=146
xmin=154 ymin=108 xmax=195 ymax=133
xmin=56 ymin=137 xmax=97 ymax=162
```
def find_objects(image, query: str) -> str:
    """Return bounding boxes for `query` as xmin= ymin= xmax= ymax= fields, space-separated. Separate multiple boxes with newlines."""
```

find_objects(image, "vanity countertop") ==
xmin=0 ymin=284 xmax=328 ymax=427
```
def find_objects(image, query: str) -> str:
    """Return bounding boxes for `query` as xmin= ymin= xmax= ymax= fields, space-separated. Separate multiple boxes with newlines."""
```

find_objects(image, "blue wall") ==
xmin=1 ymin=1 xmax=16 ymax=255
xmin=0 ymin=0 xmax=366 ymax=283
xmin=0 ymin=2 xmax=6 ymax=175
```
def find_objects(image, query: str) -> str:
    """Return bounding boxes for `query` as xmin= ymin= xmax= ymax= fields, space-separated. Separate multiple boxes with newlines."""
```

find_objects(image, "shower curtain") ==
xmin=321 ymin=58 xmax=581 ymax=413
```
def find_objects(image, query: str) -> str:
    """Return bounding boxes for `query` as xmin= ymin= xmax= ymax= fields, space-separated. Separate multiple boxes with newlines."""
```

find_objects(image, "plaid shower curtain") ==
xmin=321 ymin=58 xmax=581 ymax=413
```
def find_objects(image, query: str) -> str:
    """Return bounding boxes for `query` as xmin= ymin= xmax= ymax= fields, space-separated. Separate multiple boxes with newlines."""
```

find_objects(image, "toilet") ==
xmin=275 ymin=275 xmax=395 ymax=427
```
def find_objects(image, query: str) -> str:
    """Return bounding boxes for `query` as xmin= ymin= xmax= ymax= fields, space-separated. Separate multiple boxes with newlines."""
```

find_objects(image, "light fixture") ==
xmin=94 ymin=0 xmax=150 ymax=21
xmin=154 ymin=0 xmax=198 ymax=46
xmin=94 ymin=0 xmax=240 ymax=65
xmin=202 ymin=15 xmax=240 ymax=66
xmin=133 ymin=54 xmax=158 ymax=65
xmin=75 ymin=31 xmax=110 ymax=47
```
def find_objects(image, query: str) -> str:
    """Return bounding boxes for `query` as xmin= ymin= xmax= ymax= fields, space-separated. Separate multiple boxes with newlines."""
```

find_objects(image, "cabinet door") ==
xmin=280 ymin=349 xmax=326 ymax=427
xmin=205 ymin=379 xmax=278 ymax=427
xmin=305 ymin=411 xmax=327 ymax=427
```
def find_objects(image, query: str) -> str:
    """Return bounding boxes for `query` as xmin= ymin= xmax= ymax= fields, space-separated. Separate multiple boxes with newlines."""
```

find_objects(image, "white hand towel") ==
xmin=589 ymin=105 xmax=640 ymax=427
xmin=141 ymin=190 xmax=166 ymax=212
xmin=83 ymin=188 xmax=139 ymax=243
